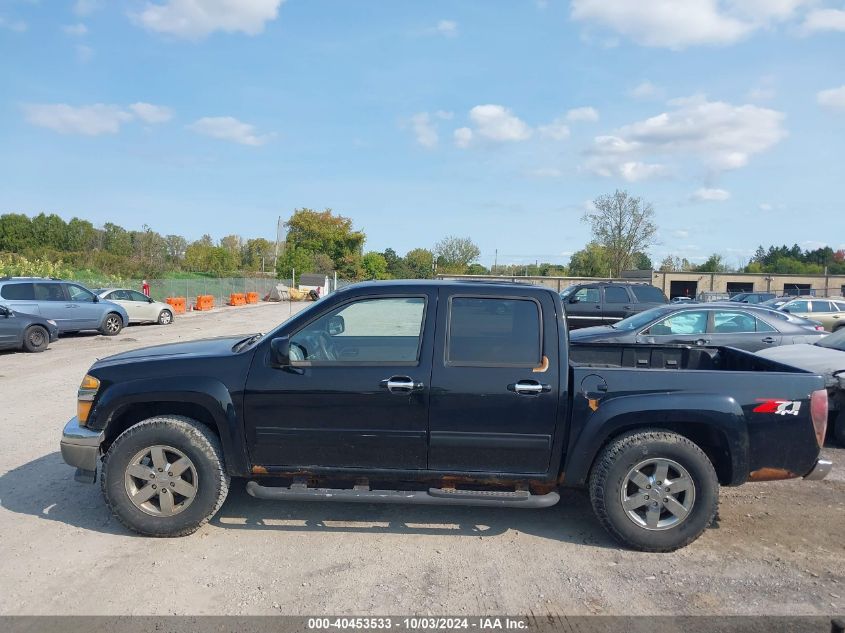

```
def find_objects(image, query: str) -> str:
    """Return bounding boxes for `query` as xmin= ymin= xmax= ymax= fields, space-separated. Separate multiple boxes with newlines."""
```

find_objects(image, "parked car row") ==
xmin=0 ymin=277 xmax=175 ymax=353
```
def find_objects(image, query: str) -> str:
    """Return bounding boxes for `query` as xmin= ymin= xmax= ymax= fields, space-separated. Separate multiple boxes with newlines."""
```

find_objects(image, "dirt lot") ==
xmin=0 ymin=301 xmax=842 ymax=616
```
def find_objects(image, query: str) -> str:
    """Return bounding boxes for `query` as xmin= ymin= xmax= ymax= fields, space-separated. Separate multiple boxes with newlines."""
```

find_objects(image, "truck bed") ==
xmin=569 ymin=342 xmax=810 ymax=373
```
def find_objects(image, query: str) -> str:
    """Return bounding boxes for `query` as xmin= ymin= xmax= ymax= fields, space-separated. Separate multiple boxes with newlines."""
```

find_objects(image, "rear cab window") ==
xmin=447 ymin=297 xmax=542 ymax=366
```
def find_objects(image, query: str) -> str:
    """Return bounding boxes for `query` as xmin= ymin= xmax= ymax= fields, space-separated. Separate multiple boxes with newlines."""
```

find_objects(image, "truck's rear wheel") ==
xmin=589 ymin=430 xmax=719 ymax=552
xmin=101 ymin=416 xmax=229 ymax=537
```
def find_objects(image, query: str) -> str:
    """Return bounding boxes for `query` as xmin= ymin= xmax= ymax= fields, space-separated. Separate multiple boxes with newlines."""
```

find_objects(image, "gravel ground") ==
xmin=0 ymin=301 xmax=842 ymax=616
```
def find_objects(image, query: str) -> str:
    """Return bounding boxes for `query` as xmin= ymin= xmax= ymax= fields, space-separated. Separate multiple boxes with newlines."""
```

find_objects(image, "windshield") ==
xmin=817 ymin=328 xmax=845 ymax=352
xmin=611 ymin=306 xmax=673 ymax=331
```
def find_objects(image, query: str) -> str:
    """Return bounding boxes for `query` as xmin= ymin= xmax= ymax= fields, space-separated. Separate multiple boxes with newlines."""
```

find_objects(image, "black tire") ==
xmin=589 ymin=429 xmax=719 ymax=552
xmin=157 ymin=309 xmax=173 ymax=325
xmin=22 ymin=325 xmax=49 ymax=352
xmin=100 ymin=312 xmax=124 ymax=336
xmin=101 ymin=416 xmax=230 ymax=537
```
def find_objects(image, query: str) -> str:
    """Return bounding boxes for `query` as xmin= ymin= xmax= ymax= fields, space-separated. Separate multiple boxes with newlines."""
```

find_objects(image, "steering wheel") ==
xmin=317 ymin=332 xmax=336 ymax=361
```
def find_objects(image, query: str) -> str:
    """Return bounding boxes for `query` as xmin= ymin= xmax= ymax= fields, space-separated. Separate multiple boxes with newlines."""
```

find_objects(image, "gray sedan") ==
xmin=0 ymin=304 xmax=59 ymax=352
xmin=569 ymin=303 xmax=827 ymax=352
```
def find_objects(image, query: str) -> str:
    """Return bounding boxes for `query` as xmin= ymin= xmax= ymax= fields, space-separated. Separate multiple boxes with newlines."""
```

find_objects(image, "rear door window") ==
xmin=0 ymin=282 xmax=34 ymax=300
xmin=447 ymin=297 xmax=541 ymax=366
xmin=603 ymin=286 xmax=630 ymax=303
xmin=711 ymin=311 xmax=758 ymax=333
xmin=631 ymin=285 xmax=666 ymax=303
xmin=810 ymin=300 xmax=833 ymax=313
xmin=34 ymin=283 xmax=66 ymax=301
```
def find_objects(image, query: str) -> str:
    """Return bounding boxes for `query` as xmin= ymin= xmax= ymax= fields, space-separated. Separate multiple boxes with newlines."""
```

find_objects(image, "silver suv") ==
xmin=0 ymin=278 xmax=129 ymax=336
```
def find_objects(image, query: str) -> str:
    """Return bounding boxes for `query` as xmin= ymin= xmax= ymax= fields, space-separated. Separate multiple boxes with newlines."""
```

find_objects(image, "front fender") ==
xmin=564 ymin=392 xmax=749 ymax=487
xmin=89 ymin=375 xmax=248 ymax=476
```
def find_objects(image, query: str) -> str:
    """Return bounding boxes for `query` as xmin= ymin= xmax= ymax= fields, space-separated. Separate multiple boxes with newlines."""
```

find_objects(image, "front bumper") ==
xmin=60 ymin=417 xmax=103 ymax=484
xmin=804 ymin=458 xmax=833 ymax=481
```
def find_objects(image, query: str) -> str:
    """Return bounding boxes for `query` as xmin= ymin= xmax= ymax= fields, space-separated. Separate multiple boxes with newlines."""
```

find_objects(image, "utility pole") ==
xmin=273 ymin=215 xmax=284 ymax=272
xmin=494 ymin=249 xmax=498 ymax=275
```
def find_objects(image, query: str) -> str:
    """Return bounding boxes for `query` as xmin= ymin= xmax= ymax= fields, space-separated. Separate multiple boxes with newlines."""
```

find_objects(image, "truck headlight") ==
xmin=77 ymin=374 xmax=100 ymax=426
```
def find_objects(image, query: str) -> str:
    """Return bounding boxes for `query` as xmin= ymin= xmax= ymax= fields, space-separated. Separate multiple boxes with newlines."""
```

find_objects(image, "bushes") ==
xmin=0 ymin=252 xmax=74 ymax=279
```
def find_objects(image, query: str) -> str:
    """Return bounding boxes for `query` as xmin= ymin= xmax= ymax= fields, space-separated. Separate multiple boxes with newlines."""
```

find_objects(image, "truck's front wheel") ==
xmin=589 ymin=430 xmax=719 ymax=552
xmin=101 ymin=416 xmax=230 ymax=537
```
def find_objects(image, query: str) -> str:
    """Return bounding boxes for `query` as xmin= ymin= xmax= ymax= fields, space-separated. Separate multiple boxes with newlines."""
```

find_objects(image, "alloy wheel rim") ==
xmin=124 ymin=445 xmax=198 ymax=517
xmin=620 ymin=458 xmax=696 ymax=531
xmin=29 ymin=330 xmax=45 ymax=347
xmin=106 ymin=316 xmax=120 ymax=333
xmin=161 ymin=311 xmax=172 ymax=324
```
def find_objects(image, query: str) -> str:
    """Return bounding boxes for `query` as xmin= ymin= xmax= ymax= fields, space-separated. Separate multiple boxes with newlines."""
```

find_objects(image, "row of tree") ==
xmin=0 ymin=212 xmax=276 ymax=277
xmin=2 ymin=193 xmax=843 ymax=281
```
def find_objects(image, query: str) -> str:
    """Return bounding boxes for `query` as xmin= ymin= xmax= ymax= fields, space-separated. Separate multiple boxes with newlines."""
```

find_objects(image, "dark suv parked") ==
xmin=559 ymin=282 xmax=668 ymax=329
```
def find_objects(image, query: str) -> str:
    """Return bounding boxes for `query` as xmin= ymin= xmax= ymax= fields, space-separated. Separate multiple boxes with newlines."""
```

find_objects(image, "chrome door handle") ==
xmin=380 ymin=376 xmax=423 ymax=393
xmin=762 ymin=337 xmax=777 ymax=344
xmin=508 ymin=380 xmax=551 ymax=395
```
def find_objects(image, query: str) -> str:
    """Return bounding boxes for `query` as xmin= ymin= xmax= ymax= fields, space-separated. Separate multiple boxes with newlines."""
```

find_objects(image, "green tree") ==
xmin=582 ymin=190 xmax=658 ymax=276
xmin=362 ymin=251 xmax=389 ymax=279
xmin=404 ymin=248 xmax=434 ymax=279
xmin=568 ymin=242 xmax=612 ymax=277
xmin=283 ymin=208 xmax=365 ymax=274
xmin=65 ymin=217 xmax=96 ymax=251
xmin=0 ymin=213 xmax=35 ymax=251
xmin=102 ymin=222 xmax=132 ymax=255
xmin=31 ymin=213 xmax=67 ymax=249
xmin=242 ymin=238 xmax=274 ymax=271
xmin=694 ymin=254 xmax=729 ymax=273
xmin=434 ymin=236 xmax=480 ymax=274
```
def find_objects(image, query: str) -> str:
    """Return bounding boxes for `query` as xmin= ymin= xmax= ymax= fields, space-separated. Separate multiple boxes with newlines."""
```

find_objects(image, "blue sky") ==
xmin=1 ymin=0 xmax=844 ymax=268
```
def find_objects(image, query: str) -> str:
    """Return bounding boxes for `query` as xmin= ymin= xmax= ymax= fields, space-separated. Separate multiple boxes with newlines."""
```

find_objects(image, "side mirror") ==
xmin=93 ymin=295 xmax=99 ymax=303
xmin=327 ymin=315 xmax=345 ymax=336
xmin=0 ymin=307 xmax=8 ymax=317
xmin=781 ymin=307 xmax=791 ymax=313
xmin=148 ymin=297 xmax=155 ymax=303
xmin=569 ymin=296 xmax=579 ymax=304
xmin=270 ymin=337 xmax=291 ymax=367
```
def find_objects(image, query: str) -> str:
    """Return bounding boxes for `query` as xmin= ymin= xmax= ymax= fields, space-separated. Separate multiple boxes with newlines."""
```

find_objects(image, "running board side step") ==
xmin=246 ymin=481 xmax=560 ymax=509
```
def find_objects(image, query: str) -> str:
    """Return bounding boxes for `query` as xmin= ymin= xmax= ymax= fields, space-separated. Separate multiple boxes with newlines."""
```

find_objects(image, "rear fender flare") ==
xmin=564 ymin=392 xmax=749 ymax=487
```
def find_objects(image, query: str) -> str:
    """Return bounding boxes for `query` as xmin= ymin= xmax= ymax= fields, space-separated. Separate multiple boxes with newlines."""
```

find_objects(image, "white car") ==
xmin=94 ymin=288 xmax=174 ymax=325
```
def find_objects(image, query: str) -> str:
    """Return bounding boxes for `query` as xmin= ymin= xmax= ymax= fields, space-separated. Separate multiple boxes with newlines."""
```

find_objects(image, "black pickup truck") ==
xmin=60 ymin=280 xmax=832 ymax=551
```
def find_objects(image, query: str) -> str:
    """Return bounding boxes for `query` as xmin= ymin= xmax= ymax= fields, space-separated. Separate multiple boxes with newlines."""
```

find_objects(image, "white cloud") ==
xmin=538 ymin=118 xmax=570 ymax=140
xmin=409 ymin=112 xmax=438 ymax=148
xmin=76 ymin=44 xmax=94 ymax=62
xmin=0 ymin=16 xmax=27 ymax=32
xmin=817 ymin=85 xmax=845 ymax=112
xmin=691 ymin=187 xmax=731 ymax=201
xmin=435 ymin=19 xmax=458 ymax=37
xmin=672 ymin=229 xmax=690 ymax=239
xmin=759 ymin=202 xmax=773 ymax=211
xmin=468 ymin=104 xmax=532 ymax=142
xmin=23 ymin=103 xmax=133 ymax=136
xmin=566 ymin=106 xmax=599 ymax=122
xmin=134 ymin=0 xmax=284 ymax=39
xmin=584 ymin=96 xmax=786 ymax=180
xmin=571 ymin=0 xmax=816 ymax=49
xmin=801 ymin=8 xmax=845 ymax=33
xmin=454 ymin=127 xmax=473 ymax=148
xmin=63 ymin=23 xmax=88 ymax=36
xmin=188 ymin=116 xmax=270 ymax=146
xmin=130 ymin=102 xmax=174 ymax=123
xmin=571 ymin=0 xmax=753 ymax=48
xmin=630 ymin=81 xmax=663 ymax=100
xmin=434 ymin=110 xmax=454 ymax=120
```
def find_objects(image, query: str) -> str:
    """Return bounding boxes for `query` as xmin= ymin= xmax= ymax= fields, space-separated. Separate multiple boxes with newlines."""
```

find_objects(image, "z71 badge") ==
xmin=753 ymin=399 xmax=802 ymax=416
